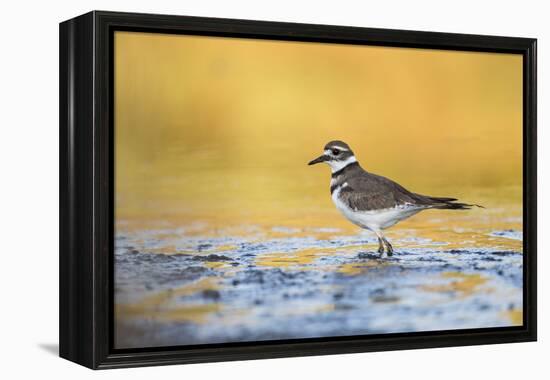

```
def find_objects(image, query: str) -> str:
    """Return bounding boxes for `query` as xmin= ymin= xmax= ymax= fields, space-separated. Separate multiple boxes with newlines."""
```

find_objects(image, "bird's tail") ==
xmin=427 ymin=196 xmax=484 ymax=210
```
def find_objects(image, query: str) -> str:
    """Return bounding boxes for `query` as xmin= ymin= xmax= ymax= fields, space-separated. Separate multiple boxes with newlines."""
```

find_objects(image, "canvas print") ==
xmin=114 ymin=31 xmax=523 ymax=348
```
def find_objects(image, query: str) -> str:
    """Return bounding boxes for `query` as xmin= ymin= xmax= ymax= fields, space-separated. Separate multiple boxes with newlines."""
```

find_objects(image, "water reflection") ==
xmin=115 ymin=206 xmax=523 ymax=348
xmin=113 ymin=32 xmax=523 ymax=348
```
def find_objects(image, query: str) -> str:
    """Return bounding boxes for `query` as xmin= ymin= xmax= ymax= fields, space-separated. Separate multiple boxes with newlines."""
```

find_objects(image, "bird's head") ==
xmin=308 ymin=140 xmax=357 ymax=173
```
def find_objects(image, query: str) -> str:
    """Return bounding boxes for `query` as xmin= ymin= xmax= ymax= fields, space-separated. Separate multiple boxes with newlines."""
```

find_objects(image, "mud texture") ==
xmin=115 ymin=225 xmax=522 ymax=348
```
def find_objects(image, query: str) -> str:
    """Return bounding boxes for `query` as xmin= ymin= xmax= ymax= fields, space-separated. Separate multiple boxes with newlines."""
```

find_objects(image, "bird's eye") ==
xmin=332 ymin=149 xmax=340 ymax=156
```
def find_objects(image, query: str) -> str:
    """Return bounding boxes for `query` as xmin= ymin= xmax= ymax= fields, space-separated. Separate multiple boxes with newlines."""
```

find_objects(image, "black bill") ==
xmin=308 ymin=155 xmax=329 ymax=165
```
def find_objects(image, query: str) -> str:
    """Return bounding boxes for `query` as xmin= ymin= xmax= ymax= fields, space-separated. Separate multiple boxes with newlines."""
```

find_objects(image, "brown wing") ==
xmin=342 ymin=172 xmax=431 ymax=211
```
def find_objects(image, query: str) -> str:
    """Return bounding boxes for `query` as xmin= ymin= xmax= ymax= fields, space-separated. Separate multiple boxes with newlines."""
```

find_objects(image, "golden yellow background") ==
xmin=114 ymin=32 xmax=524 ymax=341
xmin=114 ymin=31 xmax=522 ymax=231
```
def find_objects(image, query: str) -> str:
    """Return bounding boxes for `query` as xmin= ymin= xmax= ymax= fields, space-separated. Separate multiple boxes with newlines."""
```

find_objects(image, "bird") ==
xmin=308 ymin=140 xmax=481 ymax=256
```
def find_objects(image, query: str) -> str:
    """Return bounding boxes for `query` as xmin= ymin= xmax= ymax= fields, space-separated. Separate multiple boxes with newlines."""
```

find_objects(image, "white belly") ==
xmin=331 ymin=186 xmax=422 ymax=231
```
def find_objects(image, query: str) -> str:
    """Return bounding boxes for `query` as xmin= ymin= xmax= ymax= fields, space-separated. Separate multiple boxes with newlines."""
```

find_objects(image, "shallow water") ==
xmin=112 ymin=34 xmax=523 ymax=348
xmin=114 ymin=207 xmax=523 ymax=348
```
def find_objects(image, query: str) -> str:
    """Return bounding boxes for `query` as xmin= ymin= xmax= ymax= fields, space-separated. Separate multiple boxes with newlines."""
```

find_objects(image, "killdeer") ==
xmin=308 ymin=140 xmax=481 ymax=256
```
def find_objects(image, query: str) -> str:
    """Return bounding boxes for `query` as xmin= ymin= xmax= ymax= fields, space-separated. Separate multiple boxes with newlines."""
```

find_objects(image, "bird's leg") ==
xmin=372 ymin=230 xmax=386 ymax=257
xmin=377 ymin=237 xmax=385 ymax=254
xmin=382 ymin=237 xmax=394 ymax=256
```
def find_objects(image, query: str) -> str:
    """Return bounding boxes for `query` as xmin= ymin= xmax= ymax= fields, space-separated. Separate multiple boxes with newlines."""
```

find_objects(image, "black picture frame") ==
xmin=59 ymin=10 xmax=537 ymax=369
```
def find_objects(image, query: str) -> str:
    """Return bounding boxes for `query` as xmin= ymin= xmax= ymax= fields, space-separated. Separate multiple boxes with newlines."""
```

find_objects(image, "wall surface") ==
xmin=0 ymin=0 xmax=546 ymax=378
